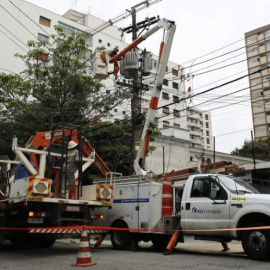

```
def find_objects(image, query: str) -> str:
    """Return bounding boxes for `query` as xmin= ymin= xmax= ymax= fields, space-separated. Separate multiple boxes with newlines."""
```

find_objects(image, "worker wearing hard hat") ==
xmin=62 ymin=140 xmax=79 ymax=197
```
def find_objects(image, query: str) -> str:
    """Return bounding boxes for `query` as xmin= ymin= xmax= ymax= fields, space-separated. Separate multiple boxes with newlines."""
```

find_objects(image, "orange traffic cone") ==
xmin=72 ymin=227 xmax=96 ymax=267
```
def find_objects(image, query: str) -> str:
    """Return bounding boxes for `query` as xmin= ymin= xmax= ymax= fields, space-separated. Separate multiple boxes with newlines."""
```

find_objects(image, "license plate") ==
xmin=28 ymin=218 xmax=44 ymax=224
xmin=28 ymin=196 xmax=43 ymax=202
xmin=66 ymin=206 xmax=80 ymax=212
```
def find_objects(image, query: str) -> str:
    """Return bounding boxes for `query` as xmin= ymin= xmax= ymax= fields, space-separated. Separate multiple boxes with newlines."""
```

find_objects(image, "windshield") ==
xmin=216 ymin=175 xmax=260 ymax=194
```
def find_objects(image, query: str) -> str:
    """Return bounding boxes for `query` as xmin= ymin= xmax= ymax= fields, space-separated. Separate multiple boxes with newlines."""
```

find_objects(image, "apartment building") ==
xmin=245 ymin=24 xmax=270 ymax=140
xmin=187 ymin=108 xmax=213 ymax=150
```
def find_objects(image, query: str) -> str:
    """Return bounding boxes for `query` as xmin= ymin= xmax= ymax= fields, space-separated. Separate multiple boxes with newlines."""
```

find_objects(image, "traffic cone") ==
xmin=72 ymin=227 xmax=96 ymax=267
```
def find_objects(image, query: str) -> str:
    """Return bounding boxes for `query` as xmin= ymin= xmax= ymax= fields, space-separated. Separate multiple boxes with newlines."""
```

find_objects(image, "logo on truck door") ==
xmin=192 ymin=207 xmax=222 ymax=214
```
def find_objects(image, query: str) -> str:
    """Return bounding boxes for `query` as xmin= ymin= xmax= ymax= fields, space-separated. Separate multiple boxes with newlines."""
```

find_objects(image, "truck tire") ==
xmin=10 ymin=233 xmax=31 ymax=247
xmin=111 ymin=220 xmax=132 ymax=250
xmin=31 ymin=235 xmax=56 ymax=248
xmin=10 ymin=234 xmax=56 ymax=248
xmin=241 ymin=222 xmax=270 ymax=261
xmin=151 ymin=235 xmax=172 ymax=251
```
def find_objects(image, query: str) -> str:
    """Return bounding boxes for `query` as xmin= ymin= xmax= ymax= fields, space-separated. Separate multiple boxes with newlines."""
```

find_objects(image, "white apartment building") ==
xmin=1 ymin=0 xmax=215 ymax=171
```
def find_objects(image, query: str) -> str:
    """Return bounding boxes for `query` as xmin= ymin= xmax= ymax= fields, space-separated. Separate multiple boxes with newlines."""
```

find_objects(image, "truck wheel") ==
xmin=31 ymin=235 xmax=56 ymax=248
xmin=241 ymin=222 xmax=270 ymax=261
xmin=151 ymin=235 xmax=171 ymax=251
xmin=111 ymin=221 xmax=132 ymax=250
xmin=10 ymin=233 xmax=31 ymax=247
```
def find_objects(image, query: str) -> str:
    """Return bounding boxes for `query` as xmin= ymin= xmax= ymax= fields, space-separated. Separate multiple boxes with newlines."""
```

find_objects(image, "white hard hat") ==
xmin=68 ymin=140 xmax=77 ymax=149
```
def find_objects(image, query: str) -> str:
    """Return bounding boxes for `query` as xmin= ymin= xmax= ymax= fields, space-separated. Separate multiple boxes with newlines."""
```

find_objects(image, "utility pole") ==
xmin=121 ymin=1 xmax=159 ymax=174
xmin=130 ymin=5 xmax=141 ymax=174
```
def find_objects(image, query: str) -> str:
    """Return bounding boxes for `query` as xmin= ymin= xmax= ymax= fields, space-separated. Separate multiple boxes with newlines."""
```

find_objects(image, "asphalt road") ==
xmin=0 ymin=236 xmax=270 ymax=270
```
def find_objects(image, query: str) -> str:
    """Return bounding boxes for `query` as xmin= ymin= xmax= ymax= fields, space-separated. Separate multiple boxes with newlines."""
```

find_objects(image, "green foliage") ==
xmin=85 ymin=118 xmax=133 ymax=176
xmin=231 ymin=137 xmax=270 ymax=161
xmin=0 ymin=26 xmax=130 ymax=158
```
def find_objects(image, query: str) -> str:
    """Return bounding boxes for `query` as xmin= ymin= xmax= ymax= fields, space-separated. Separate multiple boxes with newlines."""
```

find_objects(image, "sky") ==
xmin=25 ymin=0 xmax=270 ymax=153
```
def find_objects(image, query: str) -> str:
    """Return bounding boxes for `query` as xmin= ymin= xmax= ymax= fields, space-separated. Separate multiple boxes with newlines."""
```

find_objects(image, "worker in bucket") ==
xmin=62 ymin=140 xmax=79 ymax=197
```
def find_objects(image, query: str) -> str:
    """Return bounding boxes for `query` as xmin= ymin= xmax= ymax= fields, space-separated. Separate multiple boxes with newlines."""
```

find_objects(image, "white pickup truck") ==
xmin=92 ymin=173 xmax=270 ymax=260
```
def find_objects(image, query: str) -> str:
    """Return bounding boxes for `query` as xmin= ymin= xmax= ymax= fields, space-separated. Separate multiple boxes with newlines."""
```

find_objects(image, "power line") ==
xmin=192 ymin=59 xmax=247 ymax=77
xmin=8 ymin=0 xmax=50 ymax=36
xmin=0 ymin=27 xmax=27 ymax=52
xmin=0 ymin=4 xmax=38 ymax=41
xmin=155 ymin=77 xmax=269 ymax=124
xmin=214 ymin=128 xmax=252 ymax=138
xmin=0 ymin=67 xmax=17 ymax=74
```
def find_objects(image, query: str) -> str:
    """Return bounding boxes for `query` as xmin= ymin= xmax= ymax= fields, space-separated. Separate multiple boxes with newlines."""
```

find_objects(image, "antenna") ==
xmin=72 ymin=0 xmax=77 ymax=10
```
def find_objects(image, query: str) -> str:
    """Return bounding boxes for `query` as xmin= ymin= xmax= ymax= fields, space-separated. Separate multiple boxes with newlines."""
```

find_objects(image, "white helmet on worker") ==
xmin=68 ymin=140 xmax=77 ymax=149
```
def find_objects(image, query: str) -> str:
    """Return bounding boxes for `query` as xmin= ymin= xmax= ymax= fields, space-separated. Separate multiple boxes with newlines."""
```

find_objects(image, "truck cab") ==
xmin=180 ymin=174 xmax=270 ymax=260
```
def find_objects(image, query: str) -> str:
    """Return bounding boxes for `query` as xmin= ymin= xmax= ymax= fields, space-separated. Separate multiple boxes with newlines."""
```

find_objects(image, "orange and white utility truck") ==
xmin=0 ymin=123 xmax=112 ymax=247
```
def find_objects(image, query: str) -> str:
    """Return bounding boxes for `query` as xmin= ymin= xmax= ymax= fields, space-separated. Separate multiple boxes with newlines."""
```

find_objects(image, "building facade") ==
xmin=245 ymin=24 xmax=270 ymax=140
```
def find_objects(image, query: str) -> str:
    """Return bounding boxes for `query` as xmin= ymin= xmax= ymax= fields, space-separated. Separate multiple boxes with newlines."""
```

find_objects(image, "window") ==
xmin=255 ymin=125 xmax=267 ymax=137
xmin=166 ymin=66 xmax=168 ymax=72
xmin=250 ymin=77 xmax=262 ymax=87
xmin=173 ymin=95 xmax=179 ymax=103
xmin=191 ymin=177 xmax=226 ymax=199
xmin=173 ymin=109 xmax=180 ymax=117
xmin=122 ymin=111 xmax=126 ymax=115
xmin=38 ymin=33 xmax=49 ymax=43
xmin=39 ymin=16 xmax=51 ymax=27
xmin=267 ymin=52 xmax=270 ymax=61
xmin=163 ymin=107 xmax=170 ymax=114
xmin=163 ymin=120 xmax=170 ymax=128
xmin=206 ymin=130 xmax=209 ymax=136
xmin=265 ymin=29 xmax=270 ymax=38
xmin=254 ymin=113 xmax=265 ymax=124
xmin=174 ymin=123 xmax=180 ymax=129
xmin=163 ymin=79 xmax=168 ymax=86
xmin=172 ymin=82 xmax=178 ymax=90
xmin=98 ymin=39 xmax=102 ymax=43
xmin=207 ymin=138 xmax=210 ymax=144
xmin=249 ymin=66 xmax=260 ymax=74
xmin=246 ymin=35 xmax=257 ymax=46
xmin=153 ymin=61 xmax=157 ymax=69
xmin=114 ymin=108 xmax=118 ymax=112
xmin=162 ymin=92 xmax=169 ymax=100
xmin=251 ymin=90 xmax=263 ymax=99
xmin=247 ymin=45 xmax=258 ymax=56
xmin=190 ymin=156 xmax=193 ymax=162
xmin=58 ymin=22 xmax=92 ymax=46
xmin=263 ymin=75 xmax=270 ymax=82
xmin=172 ymin=68 xmax=178 ymax=76
xmin=266 ymin=40 xmax=270 ymax=50
xmin=107 ymin=42 xmax=111 ymax=47
xmin=248 ymin=57 xmax=260 ymax=67
xmin=206 ymin=122 xmax=209 ymax=128
xmin=205 ymin=114 xmax=209 ymax=120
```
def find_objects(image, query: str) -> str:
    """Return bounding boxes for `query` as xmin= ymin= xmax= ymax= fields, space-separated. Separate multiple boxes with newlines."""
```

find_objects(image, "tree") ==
xmin=231 ymin=137 xmax=270 ymax=161
xmin=0 ymin=26 xmax=130 ymax=157
xmin=85 ymin=117 xmax=161 ymax=176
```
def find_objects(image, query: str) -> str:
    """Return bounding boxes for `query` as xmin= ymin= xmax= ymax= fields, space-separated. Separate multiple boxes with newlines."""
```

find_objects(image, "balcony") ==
xmin=188 ymin=113 xmax=201 ymax=120
xmin=189 ymin=129 xmax=203 ymax=136
xmin=187 ymin=121 xmax=202 ymax=128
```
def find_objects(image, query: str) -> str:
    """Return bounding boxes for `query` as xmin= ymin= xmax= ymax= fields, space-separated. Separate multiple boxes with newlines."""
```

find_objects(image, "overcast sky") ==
xmin=25 ymin=0 xmax=270 ymax=153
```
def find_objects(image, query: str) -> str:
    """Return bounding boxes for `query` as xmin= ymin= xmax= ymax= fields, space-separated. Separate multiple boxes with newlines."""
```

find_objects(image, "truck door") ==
xmin=181 ymin=176 xmax=230 ymax=236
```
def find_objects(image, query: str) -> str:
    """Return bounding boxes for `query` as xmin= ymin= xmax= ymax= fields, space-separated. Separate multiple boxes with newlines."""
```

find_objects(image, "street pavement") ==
xmin=1 ymin=236 xmax=270 ymax=270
